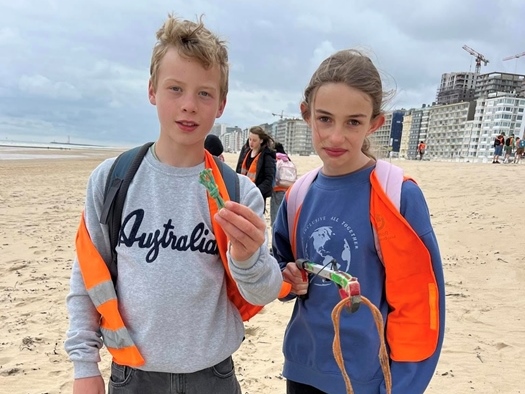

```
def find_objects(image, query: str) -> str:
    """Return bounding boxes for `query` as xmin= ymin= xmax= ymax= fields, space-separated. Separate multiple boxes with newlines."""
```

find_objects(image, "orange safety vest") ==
xmin=285 ymin=160 xmax=439 ymax=362
xmin=75 ymin=151 xmax=291 ymax=367
xmin=241 ymin=150 xmax=260 ymax=182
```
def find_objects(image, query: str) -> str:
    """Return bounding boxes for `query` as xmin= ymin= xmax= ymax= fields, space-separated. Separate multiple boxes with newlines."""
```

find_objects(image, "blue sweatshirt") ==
xmin=272 ymin=165 xmax=445 ymax=394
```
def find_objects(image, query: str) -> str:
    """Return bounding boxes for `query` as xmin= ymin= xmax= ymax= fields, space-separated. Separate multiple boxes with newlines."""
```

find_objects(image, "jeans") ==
xmin=270 ymin=190 xmax=286 ymax=226
xmin=108 ymin=356 xmax=242 ymax=394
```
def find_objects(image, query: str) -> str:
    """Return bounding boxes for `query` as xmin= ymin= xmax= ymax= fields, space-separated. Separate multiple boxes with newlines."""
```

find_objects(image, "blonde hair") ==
xmin=302 ymin=49 xmax=387 ymax=157
xmin=150 ymin=14 xmax=229 ymax=101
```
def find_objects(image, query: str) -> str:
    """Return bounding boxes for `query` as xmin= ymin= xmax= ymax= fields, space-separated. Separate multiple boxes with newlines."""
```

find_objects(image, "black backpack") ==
xmin=98 ymin=142 xmax=240 ymax=285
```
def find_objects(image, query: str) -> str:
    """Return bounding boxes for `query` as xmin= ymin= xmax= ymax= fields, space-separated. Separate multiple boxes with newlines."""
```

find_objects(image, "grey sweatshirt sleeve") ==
xmin=227 ymin=175 xmax=283 ymax=305
xmin=64 ymin=159 xmax=114 ymax=379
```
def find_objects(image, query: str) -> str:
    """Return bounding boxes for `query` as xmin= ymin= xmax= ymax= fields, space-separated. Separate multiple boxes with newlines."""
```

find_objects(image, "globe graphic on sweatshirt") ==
xmin=306 ymin=226 xmax=351 ymax=286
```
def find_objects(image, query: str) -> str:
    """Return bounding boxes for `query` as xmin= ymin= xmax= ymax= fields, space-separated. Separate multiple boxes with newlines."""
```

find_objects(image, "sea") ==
xmin=0 ymin=140 xmax=124 ymax=160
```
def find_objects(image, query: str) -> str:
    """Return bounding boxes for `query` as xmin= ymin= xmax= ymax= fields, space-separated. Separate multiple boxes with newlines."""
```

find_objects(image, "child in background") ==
xmin=272 ymin=49 xmax=445 ymax=394
xmin=236 ymin=126 xmax=276 ymax=208
xmin=65 ymin=14 xmax=283 ymax=394
xmin=205 ymin=133 xmax=225 ymax=161
xmin=270 ymin=142 xmax=295 ymax=226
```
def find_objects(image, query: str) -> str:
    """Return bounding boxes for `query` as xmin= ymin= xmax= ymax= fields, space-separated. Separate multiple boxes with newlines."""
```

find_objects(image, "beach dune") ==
xmin=0 ymin=149 xmax=523 ymax=393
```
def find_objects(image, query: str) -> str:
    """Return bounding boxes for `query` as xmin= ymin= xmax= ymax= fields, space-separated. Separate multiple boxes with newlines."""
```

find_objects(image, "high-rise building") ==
xmin=436 ymin=72 xmax=477 ymax=105
xmin=370 ymin=110 xmax=405 ymax=158
xmin=425 ymin=101 xmax=476 ymax=159
xmin=475 ymin=72 xmax=525 ymax=99
xmin=273 ymin=119 xmax=312 ymax=155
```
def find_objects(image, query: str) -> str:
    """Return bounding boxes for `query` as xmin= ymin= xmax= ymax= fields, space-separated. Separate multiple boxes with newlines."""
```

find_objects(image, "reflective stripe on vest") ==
xmin=76 ymin=213 xmax=145 ymax=367
xmin=76 ymin=151 xmax=291 ymax=366
xmin=285 ymin=160 xmax=439 ymax=362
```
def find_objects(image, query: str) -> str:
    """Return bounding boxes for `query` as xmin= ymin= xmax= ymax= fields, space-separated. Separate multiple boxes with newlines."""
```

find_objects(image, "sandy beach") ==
xmin=1 ymin=148 xmax=524 ymax=393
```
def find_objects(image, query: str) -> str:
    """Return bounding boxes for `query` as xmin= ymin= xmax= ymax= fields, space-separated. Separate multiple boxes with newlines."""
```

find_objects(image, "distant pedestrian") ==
xmin=515 ymin=137 xmax=524 ymax=164
xmin=417 ymin=141 xmax=426 ymax=160
xmin=493 ymin=132 xmax=505 ymax=164
xmin=503 ymin=134 xmax=514 ymax=164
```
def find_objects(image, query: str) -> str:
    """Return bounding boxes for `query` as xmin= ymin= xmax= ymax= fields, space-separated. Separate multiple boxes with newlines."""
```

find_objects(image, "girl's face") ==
xmin=249 ymin=132 xmax=263 ymax=151
xmin=302 ymin=82 xmax=384 ymax=176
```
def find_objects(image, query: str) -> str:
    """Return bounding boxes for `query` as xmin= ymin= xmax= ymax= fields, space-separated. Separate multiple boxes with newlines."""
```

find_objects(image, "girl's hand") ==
xmin=282 ymin=263 xmax=308 ymax=295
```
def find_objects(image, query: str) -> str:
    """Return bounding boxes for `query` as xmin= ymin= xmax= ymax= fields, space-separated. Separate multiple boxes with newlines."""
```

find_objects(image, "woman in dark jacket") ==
xmin=236 ymin=126 xmax=276 ymax=205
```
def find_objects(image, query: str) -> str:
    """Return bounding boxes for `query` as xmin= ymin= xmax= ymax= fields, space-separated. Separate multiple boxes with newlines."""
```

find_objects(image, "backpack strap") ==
xmin=286 ymin=161 xmax=404 ymax=260
xmin=99 ymin=142 xmax=153 ymax=284
xmin=374 ymin=160 xmax=403 ymax=211
xmin=99 ymin=143 xmax=239 ymax=285
xmin=214 ymin=157 xmax=240 ymax=203
xmin=286 ymin=167 xmax=321 ymax=258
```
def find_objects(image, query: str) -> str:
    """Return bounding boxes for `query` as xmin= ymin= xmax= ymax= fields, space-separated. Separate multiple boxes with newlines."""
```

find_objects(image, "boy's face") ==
xmin=148 ymin=47 xmax=226 ymax=150
xmin=302 ymin=82 xmax=384 ymax=176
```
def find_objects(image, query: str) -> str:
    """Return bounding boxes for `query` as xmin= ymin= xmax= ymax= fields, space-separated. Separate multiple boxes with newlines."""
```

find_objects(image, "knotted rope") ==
xmin=199 ymin=168 xmax=225 ymax=209
xmin=331 ymin=296 xmax=392 ymax=394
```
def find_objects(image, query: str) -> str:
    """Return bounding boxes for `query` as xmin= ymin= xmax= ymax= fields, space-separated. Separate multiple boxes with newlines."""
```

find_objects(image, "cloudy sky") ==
xmin=1 ymin=0 xmax=523 ymax=146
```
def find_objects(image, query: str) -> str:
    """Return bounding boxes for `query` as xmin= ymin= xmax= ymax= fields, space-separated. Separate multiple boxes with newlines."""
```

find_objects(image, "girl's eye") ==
xmin=170 ymin=87 xmax=182 ymax=92
xmin=318 ymin=116 xmax=330 ymax=123
xmin=199 ymin=91 xmax=211 ymax=97
xmin=349 ymin=119 xmax=361 ymax=126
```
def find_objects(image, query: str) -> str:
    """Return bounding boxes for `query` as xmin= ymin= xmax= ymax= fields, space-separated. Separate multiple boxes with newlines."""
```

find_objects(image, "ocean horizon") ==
xmin=0 ymin=139 xmax=125 ymax=160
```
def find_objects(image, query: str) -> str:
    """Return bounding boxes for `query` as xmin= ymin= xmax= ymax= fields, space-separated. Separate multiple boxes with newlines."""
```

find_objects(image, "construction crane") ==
xmin=272 ymin=110 xmax=298 ymax=120
xmin=503 ymin=51 xmax=525 ymax=73
xmin=462 ymin=45 xmax=489 ymax=74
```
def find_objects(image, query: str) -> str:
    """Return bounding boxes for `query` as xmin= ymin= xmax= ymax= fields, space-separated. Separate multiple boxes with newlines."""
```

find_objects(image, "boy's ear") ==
xmin=148 ymin=79 xmax=156 ymax=105
xmin=367 ymin=114 xmax=385 ymax=136
xmin=216 ymin=97 xmax=227 ymax=118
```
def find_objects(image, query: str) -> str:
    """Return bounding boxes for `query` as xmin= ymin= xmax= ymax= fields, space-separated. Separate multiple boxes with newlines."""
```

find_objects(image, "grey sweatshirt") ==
xmin=65 ymin=150 xmax=283 ymax=379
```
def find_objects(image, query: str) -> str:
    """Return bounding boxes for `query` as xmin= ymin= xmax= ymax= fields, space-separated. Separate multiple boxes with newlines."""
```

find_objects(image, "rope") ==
xmin=331 ymin=296 xmax=392 ymax=394
xmin=199 ymin=169 xmax=225 ymax=209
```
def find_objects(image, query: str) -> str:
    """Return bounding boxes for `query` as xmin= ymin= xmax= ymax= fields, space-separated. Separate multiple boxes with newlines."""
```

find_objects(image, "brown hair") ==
xmin=150 ymin=14 xmax=229 ymax=101
xmin=301 ymin=49 xmax=387 ymax=157
xmin=249 ymin=126 xmax=274 ymax=149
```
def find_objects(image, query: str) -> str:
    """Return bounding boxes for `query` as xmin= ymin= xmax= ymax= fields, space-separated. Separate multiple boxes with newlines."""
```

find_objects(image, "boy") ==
xmin=65 ymin=14 xmax=283 ymax=394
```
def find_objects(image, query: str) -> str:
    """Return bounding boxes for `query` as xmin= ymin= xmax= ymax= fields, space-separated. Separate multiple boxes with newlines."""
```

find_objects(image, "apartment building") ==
xmin=425 ymin=101 xmax=476 ymax=159
xmin=471 ymin=92 xmax=525 ymax=162
xmin=475 ymin=72 xmax=525 ymax=99
xmin=436 ymin=72 xmax=477 ymax=105
xmin=399 ymin=110 xmax=412 ymax=158
xmin=273 ymin=118 xmax=312 ymax=155
xmin=370 ymin=110 xmax=405 ymax=158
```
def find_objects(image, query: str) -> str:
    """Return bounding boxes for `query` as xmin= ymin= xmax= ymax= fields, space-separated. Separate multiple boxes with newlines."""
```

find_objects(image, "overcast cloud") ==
xmin=1 ymin=0 xmax=523 ymax=146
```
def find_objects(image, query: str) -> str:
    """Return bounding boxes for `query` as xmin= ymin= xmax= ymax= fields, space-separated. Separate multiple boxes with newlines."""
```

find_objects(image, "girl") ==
xmin=270 ymin=142 xmax=294 ymax=226
xmin=272 ymin=50 xmax=445 ymax=394
xmin=237 ymin=126 xmax=276 ymax=206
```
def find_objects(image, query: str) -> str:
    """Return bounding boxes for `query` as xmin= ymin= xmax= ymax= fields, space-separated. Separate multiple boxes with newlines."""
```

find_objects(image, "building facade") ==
xmin=436 ymin=72 xmax=477 ymax=105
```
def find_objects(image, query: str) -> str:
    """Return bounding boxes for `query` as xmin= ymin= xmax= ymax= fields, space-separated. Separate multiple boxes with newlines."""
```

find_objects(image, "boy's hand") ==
xmin=73 ymin=376 xmax=105 ymax=394
xmin=215 ymin=201 xmax=266 ymax=263
xmin=282 ymin=263 xmax=309 ymax=295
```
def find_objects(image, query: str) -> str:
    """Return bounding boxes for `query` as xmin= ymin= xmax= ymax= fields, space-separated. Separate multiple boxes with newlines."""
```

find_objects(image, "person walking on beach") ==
xmin=515 ymin=137 xmax=524 ymax=164
xmin=417 ymin=140 xmax=426 ymax=160
xmin=65 ymin=14 xmax=284 ymax=394
xmin=236 ymin=126 xmax=276 ymax=210
xmin=493 ymin=132 xmax=505 ymax=163
xmin=503 ymin=133 xmax=514 ymax=164
xmin=273 ymin=49 xmax=445 ymax=394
